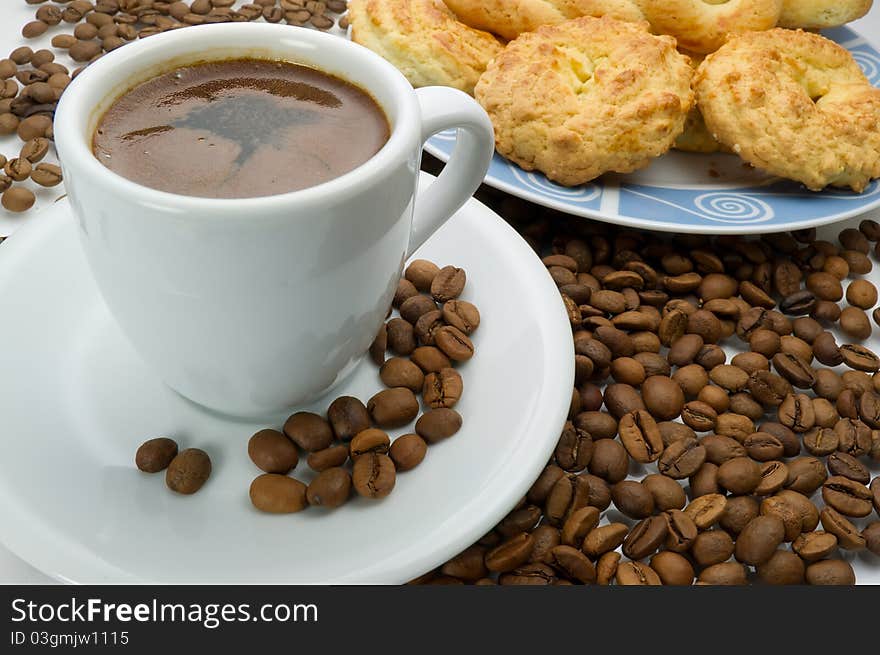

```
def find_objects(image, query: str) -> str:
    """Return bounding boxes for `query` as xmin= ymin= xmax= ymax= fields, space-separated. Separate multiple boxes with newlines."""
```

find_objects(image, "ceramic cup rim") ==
xmin=54 ymin=23 xmax=422 ymax=217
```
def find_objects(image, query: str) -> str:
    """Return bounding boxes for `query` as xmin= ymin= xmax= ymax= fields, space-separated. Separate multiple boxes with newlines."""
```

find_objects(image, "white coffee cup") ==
xmin=55 ymin=23 xmax=494 ymax=417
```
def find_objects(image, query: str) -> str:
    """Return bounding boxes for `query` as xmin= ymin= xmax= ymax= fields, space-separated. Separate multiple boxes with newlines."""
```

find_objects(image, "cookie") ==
xmin=674 ymin=50 xmax=721 ymax=154
xmin=639 ymin=0 xmax=783 ymax=54
xmin=475 ymin=17 xmax=694 ymax=186
xmin=348 ymin=0 xmax=503 ymax=95
xmin=779 ymin=0 xmax=872 ymax=29
xmin=442 ymin=0 xmax=645 ymax=40
xmin=696 ymin=29 xmax=880 ymax=192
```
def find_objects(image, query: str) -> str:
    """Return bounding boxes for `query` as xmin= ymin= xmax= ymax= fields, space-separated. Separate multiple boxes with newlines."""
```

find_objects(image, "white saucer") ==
xmin=0 ymin=173 xmax=574 ymax=584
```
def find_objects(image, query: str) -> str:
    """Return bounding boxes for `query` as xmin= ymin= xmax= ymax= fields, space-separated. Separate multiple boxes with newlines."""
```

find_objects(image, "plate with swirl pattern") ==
xmin=425 ymin=26 xmax=880 ymax=235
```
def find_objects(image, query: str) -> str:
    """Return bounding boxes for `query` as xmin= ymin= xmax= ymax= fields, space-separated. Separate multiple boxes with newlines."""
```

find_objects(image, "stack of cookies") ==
xmin=346 ymin=0 xmax=879 ymax=193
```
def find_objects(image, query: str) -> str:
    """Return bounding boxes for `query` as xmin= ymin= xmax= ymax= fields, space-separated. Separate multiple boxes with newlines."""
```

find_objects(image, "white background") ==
xmin=0 ymin=6 xmax=879 ymax=582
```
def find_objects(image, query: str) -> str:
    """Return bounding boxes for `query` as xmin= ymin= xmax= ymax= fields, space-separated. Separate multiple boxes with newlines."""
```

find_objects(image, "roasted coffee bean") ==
xmin=405 ymin=260 xmax=439 ymax=292
xmin=684 ymin=493 xmax=727 ymax=529
xmin=386 ymin=318 xmax=416 ymax=355
xmin=327 ymin=396 xmax=370 ymax=442
xmin=434 ymin=326 xmax=473 ymax=361
xmin=545 ymin=474 xmax=590 ymax=526
xmin=714 ymin=412 xmax=755 ymax=442
xmin=528 ymin=465 xmax=565 ymax=505
xmin=827 ymin=451 xmax=870 ymax=484
xmin=806 ymin=272 xmax=843 ymax=301
xmin=603 ymin=383 xmax=645 ymax=419
xmin=841 ymin=306 xmax=872 ymax=340
xmin=135 ymin=437 xmax=178 ymax=473
xmin=399 ymin=294 xmax=437 ymax=324
xmin=165 ymin=448 xmax=211 ymax=495
xmin=380 ymin=357 xmax=425 ymax=392
xmin=429 ymin=266 xmax=465 ymax=303
xmin=743 ymin=432 xmax=784 ymax=461
xmin=284 ymin=412 xmax=333 ymax=451
xmin=862 ymin=522 xmax=880 ymax=556
xmin=440 ymin=546 xmax=488 ymax=581
xmin=369 ymin=324 xmax=387 ymax=365
xmin=698 ymin=562 xmax=748 ymax=585
xmin=778 ymin=393 xmax=816 ymax=432
xmin=813 ymin=397 xmax=839 ymax=428
xmin=642 ymin=473 xmax=686 ymax=511
xmin=352 ymin=452 xmax=396 ymax=499
xmin=411 ymin=346 xmax=451 ymax=373
xmin=661 ymin=508 xmax=696 ymax=552
xmin=386 ymin=434 xmax=425 ymax=471
xmin=306 ymin=467 xmax=351 ymax=508
xmin=720 ymin=495 xmax=760 ymax=535
xmin=759 ymin=492 xmax=814 ymax=542
xmin=735 ymin=515 xmax=785 ymax=565
xmin=547 ymin=545 xmax=596 ymax=583
xmin=701 ymin=434 xmax=747 ymax=465
xmin=717 ymin=456 xmax=761 ymax=495
xmin=393 ymin=279 xmax=418 ymax=308
xmin=846 ymin=279 xmax=878 ymax=309
xmin=792 ymin=531 xmax=838 ymax=562
xmin=692 ymin=529 xmax=735 ymax=567
xmin=485 ymin=533 xmax=534 ymax=573
xmin=780 ymin=290 xmax=816 ymax=315
xmin=689 ymin=462 xmax=719 ymax=497
xmin=498 ymin=563 xmax=557 ymax=585
xmin=649 ymin=551 xmax=694 ymax=586
xmin=785 ymin=457 xmax=828 ymax=494
xmin=668 ymin=333 xmax=704 ymax=367
xmin=366 ymin=387 xmax=419 ymax=427
xmin=761 ymin=422 xmax=801 ymax=457
xmin=595 ymin=551 xmax=620 ymax=585
xmin=685 ymin=398 xmax=721 ymax=430
xmin=673 ymin=365 xmax=709 ymax=398
xmin=250 ymin=474 xmax=307 ymax=513
xmin=349 ymin=428 xmax=391 ymax=458
xmin=747 ymin=370 xmax=791 ymax=407
xmin=616 ymin=561 xmax=661 ymax=586
xmin=581 ymin=523 xmax=628 ymax=558
xmin=873 ymin=478 xmax=880 ymax=513
xmin=248 ymin=428 xmax=298 ymax=474
xmin=813 ymin=332 xmax=844 ymax=367
xmin=554 ymin=422 xmax=593 ymax=471
xmin=610 ymin=357 xmax=646 ymax=386
xmin=820 ymin=507 xmax=866 ymax=551
xmin=658 ymin=421 xmax=696 ymax=446
xmin=822 ymin=476 xmax=873 ymax=517
xmin=805 ymin=559 xmax=855 ymax=585
xmin=617 ymin=409 xmax=663 ymax=463
xmin=657 ymin=437 xmax=705 ymax=479
xmin=442 ymin=299 xmax=479 ymax=334
xmin=773 ymin=354 xmax=815 ymax=389
xmin=611 ymin=480 xmax=654 ymax=519
xmin=755 ymin=460 xmax=789 ymax=496
xmin=528 ymin=524 xmax=562 ymax=564
xmin=834 ymin=418 xmax=872 ymax=457
xmin=574 ymin=411 xmax=618 ymax=440
xmin=840 ymin=344 xmax=880 ymax=372
xmin=1 ymin=187 xmax=35 ymax=213
xmin=588 ymin=438 xmax=629 ymax=483
xmin=307 ymin=444 xmax=349 ymax=472
xmin=415 ymin=408 xmax=462 ymax=445
xmin=560 ymin=506 xmax=600 ymax=547
xmin=496 ymin=505 xmax=542 ymax=538
xmin=641 ymin=375 xmax=685 ymax=421
xmin=423 ymin=367 xmax=462 ymax=409
xmin=756 ymin=550 xmax=805 ymax=585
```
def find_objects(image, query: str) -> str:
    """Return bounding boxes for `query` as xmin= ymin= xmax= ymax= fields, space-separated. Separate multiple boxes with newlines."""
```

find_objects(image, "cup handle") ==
xmin=407 ymin=86 xmax=495 ymax=257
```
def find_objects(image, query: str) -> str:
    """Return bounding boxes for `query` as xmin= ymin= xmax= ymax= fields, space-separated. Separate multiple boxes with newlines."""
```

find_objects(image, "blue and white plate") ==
xmin=425 ymin=26 xmax=880 ymax=234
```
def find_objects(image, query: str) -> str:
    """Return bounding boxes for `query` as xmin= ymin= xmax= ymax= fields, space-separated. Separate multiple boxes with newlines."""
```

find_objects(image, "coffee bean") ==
xmin=622 ymin=515 xmax=667 ymax=560
xmin=805 ymin=559 xmax=855 ymax=585
xmin=496 ymin=505 xmax=541 ymax=538
xmin=778 ymin=393 xmax=816 ymax=432
xmin=306 ymin=445 xmax=349 ymax=472
xmin=547 ymin=545 xmax=596 ymax=583
xmin=701 ymin=434 xmax=747 ymax=464
xmin=349 ymin=428 xmax=390 ymax=458
xmin=863 ymin=522 xmax=880 ymax=556
xmin=785 ymin=457 xmax=828 ymax=494
xmin=834 ymin=418 xmax=872 ymax=456
xmin=596 ymin=551 xmax=620 ymax=585
xmin=135 ymin=437 xmax=178 ymax=473
xmin=720 ymin=495 xmax=760 ymax=535
xmin=352 ymin=452 xmax=396 ymax=499
xmin=717 ymin=456 xmax=761 ymax=495
xmin=284 ymin=411 xmax=333 ymax=451
xmin=250 ymin=474 xmax=307 ymax=513
xmin=423 ymin=367 xmax=462 ymax=409
xmin=616 ymin=561 xmax=661 ymax=585
xmin=430 ymin=266 xmax=466 ymax=302
xmin=441 ymin=546 xmax=488 ymax=581
xmin=822 ymin=476 xmax=873 ymax=517
xmin=399 ymin=295 xmax=437 ymax=324
xmin=755 ymin=460 xmax=788 ymax=495
xmin=415 ymin=408 xmax=461 ymax=444
xmin=327 ymin=396 xmax=370 ymax=442
xmin=792 ymin=531 xmax=838 ymax=562
xmin=668 ymin=333 xmax=703 ymax=367
xmin=813 ymin=332 xmax=843 ymax=367
xmin=657 ymin=437 xmax=705 ymax=479
xmin=405 ymin=260 xmax=440 ymax=292
xmin=485 ymin=532 xmax=534 ymax=572
xmin=560 ymin=506 xmax=600 ymax=547
xmin=872 ymin=478 xmax=880 ymax=513
xmin=386 ymin=318 xmax=416 ymax=355
xmin=380 ymin=357 xmax=424 ymax=392
xmin=714 ymin=412 xmax=756 ymax=441
xmin=554 ymin=422 xmax=592 ymax=472
xmin=368 ymin=387 xmax=419 ymax=427
xmin=773 ymin=354 xmax=816 ymax=389
xmin=820 ymin=507 xmax=866 ymax=551
xmin=681 ymin=400 xmax=717 ymax=431
xmin=611 ymin=480 xmax=654 ymax=519
xmin=735 ymin=515 xmax=785 ymax=565
xmin=827 ymin=451 xmax=870 ymax=484
xmin=841 ymin=306 xmax=872 ymax=340
xmin=840 ymin=344 xmax=880 ymax=372
xmin=642 ymin=375 xmax=684 ymax=420
xmin=650 ymin=551 xmax=694 ymax=586
xmin=581 ymin=523 xmax=628 ymax=558
xmin=684 ymin=493 xmax=727 ymax=529
xmin=780 ymin=290 xmax=816 ymax=315
xmin=641 ymin=474 xmax=685 ymax=512
xmin=756 ymin=550 xmax=805 ymax=585
xmin=1 ymin=187 xmax=35 ymax=212
xmin=369 ymin=324 xmax=387 ymax=365
xmin=692 ymin=529 xmax=735 ymax=567
xmin=690 ymin=462 xmax=719 ymax=497
xmin=434 ymin=325 xmax=473 ymax=362
xmin=603 ymin=383 xmax=645 ymax=418
xmin=165 ymin=448 xmax=211 ymax=494
xmin=588 ymin=438 xmax=629 ymax=483
xmin=410 ymin=346 xmax=451 ymax=373
xmin=545 ymin=474 xmax=589 ymax=526
xmin=442 ymin=299 xmax=480 ymax=334
xmin=662 ymin=508 xmax=697 ymax=552
xmin=248 ymin=428 xmax=298 ymax=474
xmin=306 ymin=467 xmax=351 ymax=508
xmin=498 ymin=563 xmax=556 ymax=585
xmin=617 ymin=409 xmax=663 ymax=463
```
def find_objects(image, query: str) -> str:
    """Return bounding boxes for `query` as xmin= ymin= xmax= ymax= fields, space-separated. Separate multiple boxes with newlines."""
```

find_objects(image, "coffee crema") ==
xmin=93 ymin=58 xmax=390 ymax=198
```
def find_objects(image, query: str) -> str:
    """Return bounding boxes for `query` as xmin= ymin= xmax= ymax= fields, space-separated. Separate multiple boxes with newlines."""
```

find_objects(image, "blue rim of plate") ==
xmin=424 ymin=26 xmax=880 ymax=235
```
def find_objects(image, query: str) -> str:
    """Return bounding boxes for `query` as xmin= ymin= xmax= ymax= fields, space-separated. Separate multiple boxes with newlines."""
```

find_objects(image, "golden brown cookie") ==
xmin=442 ymin=0 xmax=645 ymax=40
xmin=779 ymin=0 xmax=872 ymax=29
xmin=639 ymin=0 xmax=783 ymax=54
xmin=475 ymin=17 xmax=694 ymax=186
xmin=696 ymin=29 xmax=880 ymax=192
xmin=348 ymin=0 xmax=503 ymax=95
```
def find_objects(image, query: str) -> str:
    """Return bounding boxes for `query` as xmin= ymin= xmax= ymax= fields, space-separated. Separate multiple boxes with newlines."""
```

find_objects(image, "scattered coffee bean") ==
xmin=135 ymin=437 xmax=178 ymax=473
xmin=250 ymin=474 xmax=308 ymax=513
xmin=248 ymin=428 xmax=298 ymax=474
xmin=165 ymin=448 xmax=211 ymax=495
